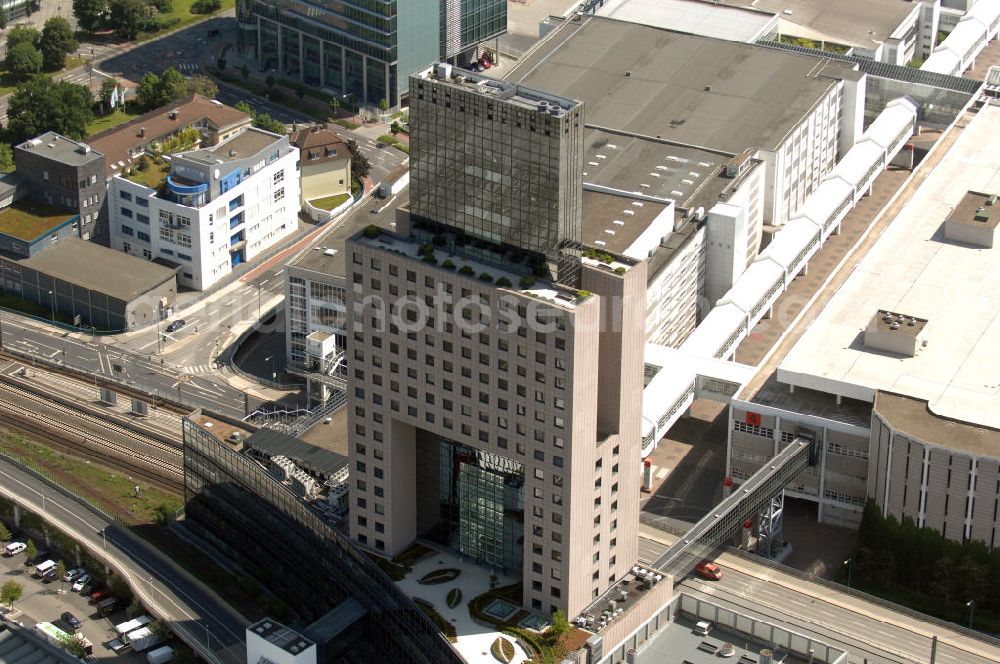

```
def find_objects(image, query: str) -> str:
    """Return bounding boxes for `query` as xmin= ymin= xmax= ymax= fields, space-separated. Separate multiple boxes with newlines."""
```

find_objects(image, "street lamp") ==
xmin=843 ymin=558 xmax=853 ymax=589
xmin=48 ymin=290 xmax=55 ymax=321
xmin=967 ymin=599 xmax=975 ymax=630
xmin=265 ymin=355 xmax=275 ymax=381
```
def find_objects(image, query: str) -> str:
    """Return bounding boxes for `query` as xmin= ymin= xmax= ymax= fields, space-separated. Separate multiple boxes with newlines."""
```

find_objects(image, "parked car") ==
xmin=63 ymin=567 xmax=84 ymax=583
xmin=61 ymin=612 xmax=82 ymax=631
xmin=42 ymin=567 xmax=59 ymax=583
xmin=71 ymin=573 xmax=92 ymax=592
xmin=694 ymin=562 xmax=723 ymax=581
xmin=165 ymin=319 xmax=186 ymax=333
xmin=3 ymin=542 xmax=26 ymax=557
xmin=89 ymin=589 xmax=110 ymax=604
xmin=77 ymin=581 xmax=95 ymax=595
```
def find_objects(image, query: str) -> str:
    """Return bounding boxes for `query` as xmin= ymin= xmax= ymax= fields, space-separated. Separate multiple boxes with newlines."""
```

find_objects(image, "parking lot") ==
xmin=1 ymin=547 xmax=154 ymax=663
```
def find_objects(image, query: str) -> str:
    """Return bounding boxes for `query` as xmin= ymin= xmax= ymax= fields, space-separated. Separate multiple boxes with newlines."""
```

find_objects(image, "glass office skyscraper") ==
xmin=239 ymin=0 xmax=507 ymax=108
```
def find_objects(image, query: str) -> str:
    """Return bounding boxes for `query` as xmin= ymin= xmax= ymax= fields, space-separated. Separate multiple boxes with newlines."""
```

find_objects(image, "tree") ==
xmin=296 ymin=87 xmax=304 ymax=102
xmin=136 ymin=71 xmax=161 ymax=110
xmin=378 ymin=97 xmax=389 ymax=112
xmin=73 ymin=0 xmax=107 ymax=33
xmin=346 ymin=139 xmax=370 ymax=179
xmin=265 ymin=74 xmax=275 ymax=90
xmin=186 ymin=74 xmax=217 ymax=99
xmin=6 ymin=26 xmax=40 ymax=51
xmin=929 ymin=556 xmax=955 ymax=602
xmin=160 ymin=66 xmax=187 ymax=100
xmin=0 ymin=8 xmax=7 ymax=30
xmin=0 ymin=580 xmax=22 ymax=609
xmin=99 ymin=77 xmax=119 ymax=112
xmin=55 ymin=560 xmax=67 ymax=593
xmin=0 ymin=523 xmax=9 ymax=541
xmin=550 ymin=610 xmax=570 ymax=637
xmin=109 ymin=0 xmax=147 ymax=40
xmin=390 ymin=120 xmax=402 ymax=135
xmin=40 ymin=17 xmax=77 ymax=71
xmin=23 ymin=539 xmax=37 ymax=562
xmin=240 ymin=64 xmax=249 ymax=79
xmin=59 ymin=633 xmax=89 ymax=657
xmin=234 ymin=100 xmax=254 ymax=117
xmin=7 ymin=77 xmax=94 ymax=142
xmin=252 ymin=112 xmax=285 ymax=135
xmin=329 ymin=96 xmax=340 ymax=117
xmin=216 ymin=56 xmax=226 ymax=71
xmin=5 ymin=42 xmax=43 ymax=79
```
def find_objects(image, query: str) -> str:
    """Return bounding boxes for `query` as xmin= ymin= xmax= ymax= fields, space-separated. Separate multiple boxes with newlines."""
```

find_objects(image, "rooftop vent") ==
xmin=625 ymin=71 xmax=631 ymax=77
xmin=76 ymin=144 xmax=91 ymax=155
xmin=229 ymin=149 xmax=238 ymax=157
xmin=865 ymin=309 xmax=927 ymax=357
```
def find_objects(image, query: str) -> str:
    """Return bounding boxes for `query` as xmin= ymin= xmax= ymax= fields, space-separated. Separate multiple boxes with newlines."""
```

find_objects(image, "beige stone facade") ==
xmin=345 ymin=220 xmax=645 ymax=616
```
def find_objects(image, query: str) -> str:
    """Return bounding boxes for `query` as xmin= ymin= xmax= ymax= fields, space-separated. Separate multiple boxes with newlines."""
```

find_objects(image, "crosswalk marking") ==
xmin=183 ymin=364 xmax=216 ymax=375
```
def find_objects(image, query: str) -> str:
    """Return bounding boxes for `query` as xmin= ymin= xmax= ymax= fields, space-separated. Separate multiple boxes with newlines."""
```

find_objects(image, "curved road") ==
xmin=0 ymin=456 xmax=247 ymax=664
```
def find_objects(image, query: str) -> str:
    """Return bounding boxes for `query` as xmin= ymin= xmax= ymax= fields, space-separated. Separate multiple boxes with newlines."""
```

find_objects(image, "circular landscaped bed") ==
xmin=490 ymin=636 xmax=515 ymax=663
xmin=418 ymin=568 xmax=461 ymax=585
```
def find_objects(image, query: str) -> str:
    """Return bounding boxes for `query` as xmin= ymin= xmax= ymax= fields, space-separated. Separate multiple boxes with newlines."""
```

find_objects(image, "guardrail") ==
xmin=0 ymin=451 xmax=244 ymax=663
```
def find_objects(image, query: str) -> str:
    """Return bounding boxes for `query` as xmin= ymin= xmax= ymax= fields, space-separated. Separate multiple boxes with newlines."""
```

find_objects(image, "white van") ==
xmin=694 ymin=620 xmax=713 ymax=636
xmin=3 ymin=542 xmax=26 ymax=557
xmin=34 ymin=559 xmax=57 ymax=578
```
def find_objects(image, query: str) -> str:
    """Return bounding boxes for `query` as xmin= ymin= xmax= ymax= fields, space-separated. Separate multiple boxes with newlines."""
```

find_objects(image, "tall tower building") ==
xmin=346 ymin=65 xmax=644 ymax=617
xmin=409 ymin=63 xmax=584 ymax=286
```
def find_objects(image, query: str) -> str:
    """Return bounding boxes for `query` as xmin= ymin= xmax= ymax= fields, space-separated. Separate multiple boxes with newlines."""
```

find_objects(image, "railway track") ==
xmin=0 ymin=381 xmax=184 ymax=493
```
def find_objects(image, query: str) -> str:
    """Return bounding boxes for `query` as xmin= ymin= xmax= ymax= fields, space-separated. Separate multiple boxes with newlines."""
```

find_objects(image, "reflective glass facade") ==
xmin=436 ymin=439 xmax=524 ymax=575
xmin=409 ymin=74 xmax=584 ymax=285
xmin=247 ymin=0 xmax=505 ymax=107
xmin=182 ymin=419 xmax=464 ymax=664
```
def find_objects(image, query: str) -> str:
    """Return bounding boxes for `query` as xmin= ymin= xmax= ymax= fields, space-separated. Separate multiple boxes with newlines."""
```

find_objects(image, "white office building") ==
xmin=109 ymin=129 xmax=299 ymax=290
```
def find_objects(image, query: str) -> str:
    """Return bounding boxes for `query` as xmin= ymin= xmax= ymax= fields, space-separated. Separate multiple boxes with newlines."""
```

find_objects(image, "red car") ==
xmin=694 ymin=562 xmax=723 ymax=581
xmin=89 ymin=589 xmax=110 ymax=604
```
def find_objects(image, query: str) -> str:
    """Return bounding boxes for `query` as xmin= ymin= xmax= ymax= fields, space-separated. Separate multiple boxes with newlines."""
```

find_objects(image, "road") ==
xmin=2 ymin=317 xmax=253 ymax=418
xmin=637 ymin=531 xmax=1000 ymax=664
xmin=0 ymin=456 xmax=248 ymax=663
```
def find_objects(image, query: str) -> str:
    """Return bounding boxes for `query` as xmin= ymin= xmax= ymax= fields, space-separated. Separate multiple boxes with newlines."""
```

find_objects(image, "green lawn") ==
xmin=309 ymin=193 xmax=351 ymax=211
xmin=87 ymin=108 xmax=139 ymax=136
xmin=0 ymin=200 xmax=77 ymax=241
xmin=125 ymin=161 xmax=171 ymax=189
xmin=0 ymin=432 xmax=182 ymax=524
xmin=136 ymin=0 xmax=235 ymax=42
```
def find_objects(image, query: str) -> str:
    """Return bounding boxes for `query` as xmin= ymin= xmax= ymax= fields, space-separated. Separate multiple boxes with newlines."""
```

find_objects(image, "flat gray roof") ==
xmin=582 ymin=130 xmax=729 ymax=208
xmin=504 ymin=15 xmax=859 ymax=154
xmin=948 ymin=190 xmax=999 ymax=230
xmin=724 ymin=0 xmax=918 ymax=49
xmin=582 ymin=190 xmax=667 ymax=254
xmin=874 ymin=391 xmax=1000 ymax=458
xmin=289 ymin=193 xmax=405 ymax=278
xmin=16 ymin=237 xmax=176 ymax=302
xmin=247 ymin=619 xmax=315 ymax=655
xmin=640 ymin=614 xmax=807 ymax=664
xmin=596 ymin=0 xmax=777 ymax=43
xmin=16 ymin=131 xmax=103 ymax=167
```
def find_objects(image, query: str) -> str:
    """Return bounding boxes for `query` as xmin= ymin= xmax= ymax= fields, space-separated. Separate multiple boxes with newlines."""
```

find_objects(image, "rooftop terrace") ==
xmin=0 ymin=199 xmax=77 ymax=242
